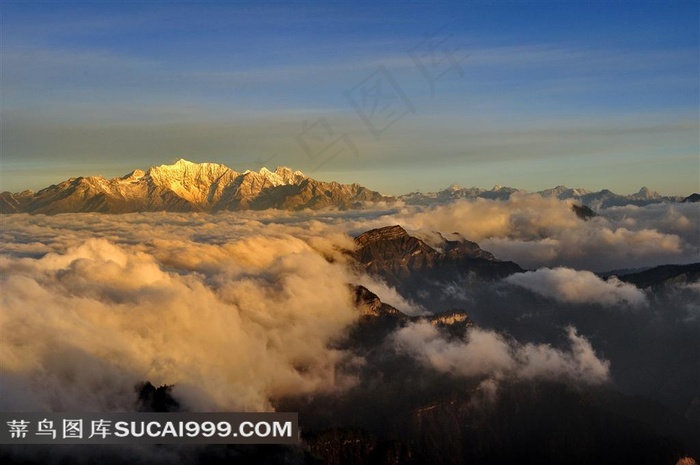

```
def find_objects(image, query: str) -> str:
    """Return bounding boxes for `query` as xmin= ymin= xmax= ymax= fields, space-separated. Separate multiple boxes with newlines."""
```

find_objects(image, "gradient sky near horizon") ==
xmin=1 ymin=1 xmax=698 ymax=195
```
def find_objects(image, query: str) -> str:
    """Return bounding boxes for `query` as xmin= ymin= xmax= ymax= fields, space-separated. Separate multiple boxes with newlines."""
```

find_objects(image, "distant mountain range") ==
xmin=615 ymin=263 xmax=700 ymax=290
xmin=401 ymin=184 xmax=697 ymax=209
xmin=1 ymin=160 xmax=697 ymax=214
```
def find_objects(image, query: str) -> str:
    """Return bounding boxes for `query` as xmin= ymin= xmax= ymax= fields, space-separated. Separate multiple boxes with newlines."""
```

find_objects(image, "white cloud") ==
xmin=504 ymin=267 xmax=648 ymax=307
xmin=391 ymin=322 xmax=610 ymax=390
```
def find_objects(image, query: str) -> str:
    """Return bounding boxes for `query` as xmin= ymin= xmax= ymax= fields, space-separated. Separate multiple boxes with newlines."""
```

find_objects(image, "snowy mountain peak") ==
xmin=491 ymin=185 xmax=517 ymax=192
xmin=254 ymin=166 xmax=287 ymax=187
xmin=570 ymin=187 xmax=592 ymax=196
xmin=143 ymin=160 xmax=237 ymax=205
xmin=122 ymin=169 xmax=145 ymax=180
xmin=538 ymin=185 xmax=570 ymax=198
xmin=243 ymin=166 xmax=308 ymax=186
xmin=274 ymin=166 xmax=307 ymax=184
xmin=399 ymin=184 xmax=676 ymax=208
xmin=633 ymin=186 xmax=661 ymax=200
xmin=147 ymin=159 xmax=234 ymax=180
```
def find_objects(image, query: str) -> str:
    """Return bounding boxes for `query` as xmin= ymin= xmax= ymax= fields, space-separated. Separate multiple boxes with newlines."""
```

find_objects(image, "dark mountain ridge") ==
xmin=353 ymin=225 xmax=523 ymax=308
xmin=615 ymin=263 xmax=700 ymax=289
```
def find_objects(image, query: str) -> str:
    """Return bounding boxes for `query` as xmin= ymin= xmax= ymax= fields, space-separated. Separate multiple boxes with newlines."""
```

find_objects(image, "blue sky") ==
xmin=1 ymin=1 xmax=698 ymax=195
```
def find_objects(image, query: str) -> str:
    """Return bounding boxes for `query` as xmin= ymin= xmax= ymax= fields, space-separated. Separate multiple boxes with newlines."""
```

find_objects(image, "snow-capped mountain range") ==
xmin=1 ymin=160 xmax=695 ymax=214
xmin=400 ymin=184 xmax=690 ymax=209
xmin=0 ymin=159 xmax=386 ymax=214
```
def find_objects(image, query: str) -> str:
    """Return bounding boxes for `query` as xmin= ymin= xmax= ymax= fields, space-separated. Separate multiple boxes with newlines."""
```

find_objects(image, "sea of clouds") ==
xmin=1 ymin=196 xmax=698 ymax=416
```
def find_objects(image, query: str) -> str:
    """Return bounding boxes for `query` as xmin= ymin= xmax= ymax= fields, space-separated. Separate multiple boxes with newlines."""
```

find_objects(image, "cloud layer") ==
xmin=1 ymin=198 xmax=696 ymax=414
xmin=504 ymin=267 xmax=648 ymax=307
xmin=394 ymin=193 xmax=699 ymax=270
xmin=1 ymin=234 xmax=364 ymax=412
